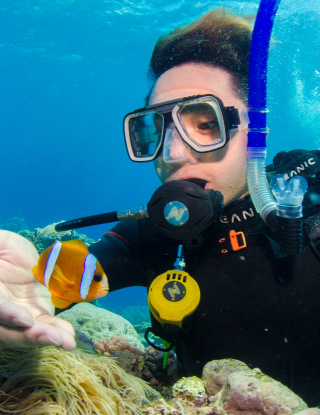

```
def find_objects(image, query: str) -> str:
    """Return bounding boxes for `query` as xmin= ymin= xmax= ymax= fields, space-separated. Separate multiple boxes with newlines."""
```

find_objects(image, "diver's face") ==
xmin=150 ymin=63 xmax=248 ymax=206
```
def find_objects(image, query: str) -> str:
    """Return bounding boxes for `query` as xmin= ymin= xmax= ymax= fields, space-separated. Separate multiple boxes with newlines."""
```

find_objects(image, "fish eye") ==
xmin=93 ymin=274 xmax=102 ymax=282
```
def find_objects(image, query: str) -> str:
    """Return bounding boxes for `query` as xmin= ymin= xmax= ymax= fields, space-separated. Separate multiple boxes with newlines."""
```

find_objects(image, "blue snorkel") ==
xmin=247 ymin=0 xmax=307 ymax=254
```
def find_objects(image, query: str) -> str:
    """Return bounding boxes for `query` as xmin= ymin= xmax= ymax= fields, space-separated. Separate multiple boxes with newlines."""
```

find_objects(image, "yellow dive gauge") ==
xmin=148 ymin=269 xmax=201 ymax=329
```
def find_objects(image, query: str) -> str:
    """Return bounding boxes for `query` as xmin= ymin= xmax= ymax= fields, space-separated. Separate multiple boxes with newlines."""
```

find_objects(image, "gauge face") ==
xmin=164 ymin=201 xmax=189 ymax=226
xmin=163 ymin=281 xmax=186 ymax=301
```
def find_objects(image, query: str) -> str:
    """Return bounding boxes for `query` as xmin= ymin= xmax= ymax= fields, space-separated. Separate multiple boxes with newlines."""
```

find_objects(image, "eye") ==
xmin=93 ymin=274 xmax=102 ymax=282
xmin=198 ymin=121 xmax=218 ymax=131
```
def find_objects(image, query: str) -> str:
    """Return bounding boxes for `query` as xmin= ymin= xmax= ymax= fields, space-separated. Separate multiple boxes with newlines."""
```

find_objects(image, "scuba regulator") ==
xmin=55 ymin=179 xmax=223 ymax=240
xmin=55 ymin=179 xmax=223 ymax=351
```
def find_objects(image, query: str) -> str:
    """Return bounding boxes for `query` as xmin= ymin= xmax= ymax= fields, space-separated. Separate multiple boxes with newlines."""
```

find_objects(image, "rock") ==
xmin=59 ymin=303 xmax=144 ymax=351
xmin=202 ymin=358 xmax=250 ymax=395
xmin=142 ymin=359 xmax=308 ymax=415
xmin=172 ymin=376 xmax=207 ymax=406
xmin=210 ymin=368 xmax=307 ymax=415
xmin=112 ymin=349 xmax=146 ymax=377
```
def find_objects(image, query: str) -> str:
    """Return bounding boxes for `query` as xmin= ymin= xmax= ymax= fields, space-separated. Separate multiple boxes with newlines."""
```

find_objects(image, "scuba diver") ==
xmin=1 ymin=7 xmax=320 ymax=407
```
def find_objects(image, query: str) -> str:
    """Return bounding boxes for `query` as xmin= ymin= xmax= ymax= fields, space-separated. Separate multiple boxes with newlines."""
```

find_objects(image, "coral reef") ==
xmin=172 ymin=376 xmax=207 ymax=406
xmin=0 ymin=324 xmax=309 ymax=415
xmin=142 ymin=347 xmax=179 ymax=396
xmin=58 ymin=305 xmax=308 ymax=415
xmin=93 ymin=336 xmax=146 ymax=377
xmin=59 ymin=303 xmax=144 ymax=351
xmin=134 ymin=321 xmax=152 ymax=347
xmin=202 ymin=358 xmax=250 ymax=396
xmin=0 ymin=216 xmax=29 ymax=232
xmin=209 ymin=367 xmax=306 ymax=415
xmin=0 ymin=345 xmax=159 ymax=415
xmin=60 ymin=303 xmax=148 ymax=377
xmin=105 ymin=303 xmax=151 ymax=327
xmin=19 ymin=222 xmax=94 ymax=253
xmin=94 ymin=335 xmax=144 ymax=356
xmin=142 ymin=359 xmax=308 ymax=415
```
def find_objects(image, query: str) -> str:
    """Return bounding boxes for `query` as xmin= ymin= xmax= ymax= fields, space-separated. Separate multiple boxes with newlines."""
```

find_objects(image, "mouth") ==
xmin=183 ymin=178 xmax=208 ymax=189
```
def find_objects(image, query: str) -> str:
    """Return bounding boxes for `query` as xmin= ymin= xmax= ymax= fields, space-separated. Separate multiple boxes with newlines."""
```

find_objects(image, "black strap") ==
xmin=266 ymin=149 xmax=320 ymax=180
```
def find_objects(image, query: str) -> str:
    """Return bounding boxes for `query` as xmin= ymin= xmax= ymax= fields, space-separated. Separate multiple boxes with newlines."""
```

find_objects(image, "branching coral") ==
xmin=0 ymin=345 xmax=159 ymax=415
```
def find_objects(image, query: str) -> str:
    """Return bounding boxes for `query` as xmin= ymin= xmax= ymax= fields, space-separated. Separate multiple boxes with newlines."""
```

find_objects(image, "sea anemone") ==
xmin=0 ymin=345 xmax=158 ymax=415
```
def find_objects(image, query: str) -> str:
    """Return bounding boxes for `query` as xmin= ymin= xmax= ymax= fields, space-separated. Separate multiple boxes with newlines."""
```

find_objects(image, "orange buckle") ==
xmin=229 ymin=230 xmax=246 ymax=251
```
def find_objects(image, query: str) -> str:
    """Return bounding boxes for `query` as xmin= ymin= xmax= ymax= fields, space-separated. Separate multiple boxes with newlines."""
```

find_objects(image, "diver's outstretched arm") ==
xmin=0 ymin=230 xmax=75 ymax=349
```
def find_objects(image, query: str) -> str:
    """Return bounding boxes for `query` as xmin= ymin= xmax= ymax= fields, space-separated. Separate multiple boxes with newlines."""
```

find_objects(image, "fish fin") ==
xmin=49 ymin=287 xmax=70 ymax=300
xmin=51 ymin=294 xmax=73 ymax=309
xmin=51 ymin=265 xmax=76 ymax=287
xmin=32 ymin=265 xmax=39 ymax=280
xmin=32 ymin=264 xmax=46 ymax=286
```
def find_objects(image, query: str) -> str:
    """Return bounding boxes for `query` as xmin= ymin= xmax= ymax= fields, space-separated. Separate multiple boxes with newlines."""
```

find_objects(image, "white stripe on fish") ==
xmin=79 ymin=253 xmax=97 ymax=300
xmin=44 ymin=240 xmax=62 ymax=287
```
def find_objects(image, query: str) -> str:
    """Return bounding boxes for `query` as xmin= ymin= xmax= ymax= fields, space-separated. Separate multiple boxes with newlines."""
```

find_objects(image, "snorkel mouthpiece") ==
xmin=270 ymin=175 xmax=308 ymax=219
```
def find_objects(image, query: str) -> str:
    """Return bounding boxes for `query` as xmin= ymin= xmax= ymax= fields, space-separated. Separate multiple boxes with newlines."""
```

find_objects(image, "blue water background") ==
xmin=1 ymin=0 xmax=320 ymax=315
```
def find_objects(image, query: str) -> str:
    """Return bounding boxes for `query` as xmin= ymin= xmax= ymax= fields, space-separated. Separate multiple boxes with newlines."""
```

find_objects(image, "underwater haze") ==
xmin=1 ymin=0 xmax=320 ymax=312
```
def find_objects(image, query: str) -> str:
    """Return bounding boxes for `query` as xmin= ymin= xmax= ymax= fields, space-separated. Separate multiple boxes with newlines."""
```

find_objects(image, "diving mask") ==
xmin=124 ymin=94 xmax=245 ymax=162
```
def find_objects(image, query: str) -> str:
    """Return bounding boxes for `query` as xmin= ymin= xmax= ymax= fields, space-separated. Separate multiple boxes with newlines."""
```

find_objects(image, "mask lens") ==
xmin=128 ymin=112 xmax=163 ymax=160
xmin=176 ymin=99 xmax=226 ymax=150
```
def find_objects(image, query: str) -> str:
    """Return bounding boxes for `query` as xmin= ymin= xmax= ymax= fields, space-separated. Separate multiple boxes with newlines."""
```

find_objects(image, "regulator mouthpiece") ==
xmin=55 ymin=180 xmax=223 ymax=240
xmin=147 ymin=180 xmax=223 ymax=240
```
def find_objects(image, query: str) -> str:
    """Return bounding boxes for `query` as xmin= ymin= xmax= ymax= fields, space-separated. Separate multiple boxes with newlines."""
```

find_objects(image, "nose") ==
xmin=162 ymin=123 xmax=200 ymax=164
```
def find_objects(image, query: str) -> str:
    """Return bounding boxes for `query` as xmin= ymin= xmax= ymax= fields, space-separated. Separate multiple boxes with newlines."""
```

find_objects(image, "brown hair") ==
xmin=148 ymin=8 xmax=253 ymax=102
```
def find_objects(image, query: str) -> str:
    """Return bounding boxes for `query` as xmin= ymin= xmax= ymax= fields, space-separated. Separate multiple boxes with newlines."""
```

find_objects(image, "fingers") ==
xmin=0 ymin=319 xmax=76 ymax=350
xmin=37 ymin=314 xmax=76 ymax=349
xmin=0 ymin=302 xmax=76 ymax=350
xmin=23 ymin=317 xmax=76 ymax=350
xmin=0 ymin=301 xmax=34 ymax=328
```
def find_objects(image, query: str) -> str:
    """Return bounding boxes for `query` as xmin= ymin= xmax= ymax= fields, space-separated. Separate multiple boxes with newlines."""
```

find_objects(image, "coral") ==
xmin=202 ymin=358 xmax=250 ymax=396
xmin=142 ymin=398 xmax=188 ymax=415
xmin=210 ymin=367 xmax=307 ymax=415
xmin=59 ymin=303 xmax=145 ymax=351
xmin=142 ymin=347 xmax=179 ymax=396
xmin=94 ymin=336 xmax=145 ymax=357
xmin=19 ymin=222 xmax=94 ymax=254
xmin=0 ymin=345 xmax=159 ymax=415
xmin=0 ymin=216 xmax=29 ymax=232
xmin=75 ymin=331 xmax=98 ymax=354
xmin=141 ymin=359 xmax=308 ymax=415
xmin=0 ymin=345 xmax=309 ymax=415
xmin=93 ymin=336 xmax=146 ymax=377
xmin=172 ymin=376 xmax=207 ymax=406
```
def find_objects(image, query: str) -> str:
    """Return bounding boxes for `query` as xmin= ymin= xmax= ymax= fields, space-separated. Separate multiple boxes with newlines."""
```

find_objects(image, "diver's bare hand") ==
xmin=0 ymin=230 xmax=76 ymax=349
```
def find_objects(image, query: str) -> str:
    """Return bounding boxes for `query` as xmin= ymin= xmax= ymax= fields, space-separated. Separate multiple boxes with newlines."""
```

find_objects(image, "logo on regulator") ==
xmin=164 ymin=201 xmax=189 ymax=226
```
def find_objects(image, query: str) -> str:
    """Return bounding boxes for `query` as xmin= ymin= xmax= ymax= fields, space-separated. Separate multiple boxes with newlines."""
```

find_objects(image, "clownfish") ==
xmin=32 ymin=239 xmax=109 ymax=309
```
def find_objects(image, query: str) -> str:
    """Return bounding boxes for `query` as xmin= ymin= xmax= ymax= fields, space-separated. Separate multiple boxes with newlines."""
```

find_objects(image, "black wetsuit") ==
xmin=89 ymin=150 xmax=320 ymax=405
